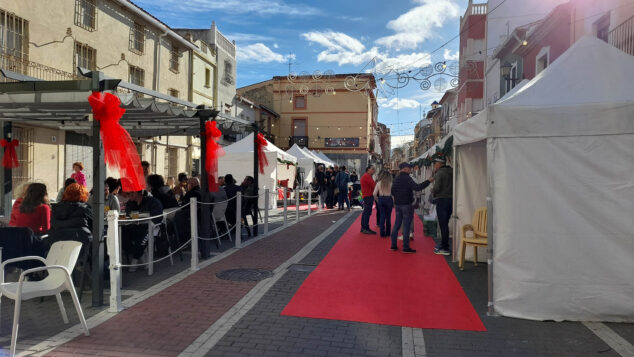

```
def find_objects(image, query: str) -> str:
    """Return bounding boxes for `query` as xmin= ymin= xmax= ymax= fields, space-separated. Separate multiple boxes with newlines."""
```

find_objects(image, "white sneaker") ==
xmin=129 ymin=259 xmax=138 ymax=272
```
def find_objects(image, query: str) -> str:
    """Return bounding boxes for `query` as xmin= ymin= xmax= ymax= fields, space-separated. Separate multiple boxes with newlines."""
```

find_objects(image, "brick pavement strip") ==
xmin=41 ymin=210 xmax=348 ymax=357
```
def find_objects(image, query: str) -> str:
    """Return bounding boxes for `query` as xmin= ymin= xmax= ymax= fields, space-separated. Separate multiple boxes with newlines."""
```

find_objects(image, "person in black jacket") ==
xmin=315 ymin=165 xmax=327 ymax=209
xmin=223 ymin=174 xmax=242 ymax=227
xmin=389 ymin=162 xmax=432 ymax=253
xmin=49 ymin=183 xmax=93 ymax=245
xmin=122 ymin=190 xmax=163 ymax=271
xmin=147 ymin=174 xmax=179 ymax=209
xmin=431 ymin=154 xmax=453 ymax=256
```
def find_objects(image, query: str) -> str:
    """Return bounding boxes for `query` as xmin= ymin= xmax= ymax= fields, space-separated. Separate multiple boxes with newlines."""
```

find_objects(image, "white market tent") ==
xmin=452 ymin=37 xmax=634 ymax=322
xmin=219 ymin=133 xmax=297 ymax=209
xmin=301 ymin=147 xmax=328 ymax=165
xmin=287 ymin=144 xmax=315 ymax=188
xmin=313 ymin=150 xmax=336 ymax=166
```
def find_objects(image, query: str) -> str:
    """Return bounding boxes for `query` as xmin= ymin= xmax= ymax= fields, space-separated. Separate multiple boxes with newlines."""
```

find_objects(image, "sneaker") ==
xmin=129 ymin=259 xmax=138 ymax=272
xmin=402 ymin=248 xmax=417 ymax=254
xmin=361 ymin=229 xmax=375 ymax=235
xmin=433 ymin=248 xmax=451 ymax=256
xmin=366 ymin=229 xmax=377 ymax=234
xmin=390 ymin=246 xmax=398 ymax=251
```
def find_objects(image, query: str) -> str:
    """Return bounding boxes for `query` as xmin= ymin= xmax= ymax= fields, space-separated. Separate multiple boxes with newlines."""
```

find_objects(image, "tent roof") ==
xmin=287 ymin=144 xmax=314 ymax=162
xmin=313 ymin=150 xmax=336 ymax=166
xmin=300 ymin=147 xmax=328 ymax=165
xmin=489 ymin=37 xmax=634 ymax=137
xmin=224 ymin=133 xmax=297 ymax=162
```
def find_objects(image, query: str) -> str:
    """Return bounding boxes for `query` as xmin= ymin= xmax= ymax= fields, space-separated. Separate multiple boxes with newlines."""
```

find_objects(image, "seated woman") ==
xmin=49 ymin=183 xmax=93 ymax=245
xmin=10 ymin=182 xmax=51 ymax=235
xmin=122 ymin=190 xmax=164 ymax=272
xmin=9 ymin=182 xmax=32 ymax=227
xmin=55 ymin=178 xmax=77 ymax=203
xmin=104 ymin=177 xmax=121 ymax=213
xmin=147 ymin=174 xmax=179 ymax=209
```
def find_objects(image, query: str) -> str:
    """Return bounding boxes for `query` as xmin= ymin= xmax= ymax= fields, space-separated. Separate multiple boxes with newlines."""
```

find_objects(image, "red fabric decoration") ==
xmin=256 ymin=133 xmax=269 ymax=174
xmin=0 ymin=139 xmax=19 ymax=168
xmin=88 ymin=92 xmax=145 ymax=192
xmin=204 ymin=120 xmax=224 ymax=192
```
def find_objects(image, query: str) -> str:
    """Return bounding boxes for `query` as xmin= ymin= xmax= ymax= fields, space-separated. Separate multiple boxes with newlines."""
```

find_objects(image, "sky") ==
xmin=134 ymin=0 xmax=468 ymax=148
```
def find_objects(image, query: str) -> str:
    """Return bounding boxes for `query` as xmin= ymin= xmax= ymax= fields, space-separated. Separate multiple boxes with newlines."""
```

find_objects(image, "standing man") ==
xmin=360 ymin=165 xmax=376 ymax=234
xmin=335 ymin=166 xmax=351 ymax=210
xmin=431 ymin=154 xmax=453 ymax=255
xmin=316 ymin=165 xmax=327 ymax=209
xmin=390 ymin=163 xmax=432 ymax=253
xmin=325 ymin=166 xmax=336 ymax=209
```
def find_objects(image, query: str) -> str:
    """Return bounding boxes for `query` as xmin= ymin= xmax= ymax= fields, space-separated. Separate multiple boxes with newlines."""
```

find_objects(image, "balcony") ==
xmin=289 ymin=136 xmax=308 ymax=148
xmin=0 ymin=53 xmax=77 ymax=82
xmin=609 ymin=15 xmax=634 ymax=56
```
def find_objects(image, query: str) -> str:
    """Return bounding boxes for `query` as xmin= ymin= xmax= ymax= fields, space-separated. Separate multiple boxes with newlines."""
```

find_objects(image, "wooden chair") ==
xmin=459 ymin=207 xmax=488 ymax=271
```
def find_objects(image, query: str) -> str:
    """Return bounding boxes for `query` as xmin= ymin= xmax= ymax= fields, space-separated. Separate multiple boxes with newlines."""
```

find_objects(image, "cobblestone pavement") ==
xmin=3 ymin=210 xmax=632 ymax=356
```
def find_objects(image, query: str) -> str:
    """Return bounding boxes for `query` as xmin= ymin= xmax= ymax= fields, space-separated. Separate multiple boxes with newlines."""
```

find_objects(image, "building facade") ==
xmin=237 ymin=74 xmax=381 ymax=173
xmin=457 ymin=1 xmax=487 ymax=123
xmin=0 ymin=0 xmax=197 ymax=196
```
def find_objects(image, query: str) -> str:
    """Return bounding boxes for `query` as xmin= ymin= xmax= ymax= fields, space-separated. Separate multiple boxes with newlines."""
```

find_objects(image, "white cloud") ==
xmin=391 ymin=135 xmax=415 ymax=149
xmin=133 ymin=0 xmax=321 ymax=16
xmin=443 ymin=49 xmax=459 ymax=60
xmin=226 ymin=33 xmax=276 ymax=43
xmin=377 ymin=97 xmax=421 ymax=110
xmin=236 ymin=43 xmax=292 ymax=63
xmin=376 ymin=0 xmax=461 ymax=51
xmin=273 ymin=43 xmax=279 ymax=49
xmin=302 ymin=31 xmax=431 ymax=72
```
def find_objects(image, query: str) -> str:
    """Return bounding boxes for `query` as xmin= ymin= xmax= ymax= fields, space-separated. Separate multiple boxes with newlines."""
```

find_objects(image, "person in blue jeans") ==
xmin=430 ymin=154 xmax=453 ymax=255
xmin=373 ymin=170 xmax=393 ymax=237
xmin=390 ymin=162 xmax=432 ymax=253
xmin=335 ymin=166 xmax=350 ymax=210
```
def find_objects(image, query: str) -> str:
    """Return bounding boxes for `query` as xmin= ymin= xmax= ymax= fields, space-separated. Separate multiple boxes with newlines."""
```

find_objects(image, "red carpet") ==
xmin=281 ymin=203 xmax=319 ymax=211
xmin=281 ymin=209 xmax=486 ymax=331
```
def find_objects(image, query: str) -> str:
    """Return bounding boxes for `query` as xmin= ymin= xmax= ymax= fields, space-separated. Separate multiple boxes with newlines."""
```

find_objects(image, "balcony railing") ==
xmin=0 ymin=53 xmax=77 ymax=82
xmin=609 ymin=15 xmax=634 ymax=56
xmin=461 ymin=2 xmax=488 ymax=28
xmin=289 ymin=136 xmax=308 ymax=148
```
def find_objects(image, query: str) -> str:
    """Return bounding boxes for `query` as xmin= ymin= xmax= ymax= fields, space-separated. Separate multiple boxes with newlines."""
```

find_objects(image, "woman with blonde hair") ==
xmin=373 ymin=170 xmax=394 ymax=237
xmin=10 ymin=182 xmax=51 ymax=235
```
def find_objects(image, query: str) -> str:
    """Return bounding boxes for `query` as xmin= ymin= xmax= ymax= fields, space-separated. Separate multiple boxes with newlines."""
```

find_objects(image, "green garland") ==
xmin=410 ymin=135 xmax=453 ymax=167
xmin=277 ymin=158 xmax=297 ymax=166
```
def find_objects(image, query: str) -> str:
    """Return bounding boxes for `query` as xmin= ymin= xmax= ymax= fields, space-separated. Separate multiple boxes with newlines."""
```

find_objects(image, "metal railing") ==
xmin=0 ymin=53 xmax=77 ymax=82
xmin=289 ymin=136 xmax=308 ymax=148
xmin=608 ymin=15 xmax=634 ymax=56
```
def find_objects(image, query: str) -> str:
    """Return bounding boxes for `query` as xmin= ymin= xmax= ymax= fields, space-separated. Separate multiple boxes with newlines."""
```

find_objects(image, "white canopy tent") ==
xmin=301 ymin=147 xmax=328 ymax=165
xmin=312 ymin=150 xmax=336 ymax=166
xmin=287 ymin=144 xmax=315 ymax=188
xmin=452 ymin=37 xmax=634 ymax=322
xmin=219 ymin=133 xmax=297 ymax=209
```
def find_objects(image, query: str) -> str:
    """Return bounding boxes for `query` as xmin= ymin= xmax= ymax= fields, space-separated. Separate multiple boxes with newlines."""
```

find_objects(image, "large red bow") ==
xmin=88 ymin=92 xmax=145 ymax=192
xmin=0 ymin=139 xmax=19 ymax=168
xmin=256 ymin=133 xmax=269 ymax=174
xmin=205 ymin=120 xmax=224 ymax=192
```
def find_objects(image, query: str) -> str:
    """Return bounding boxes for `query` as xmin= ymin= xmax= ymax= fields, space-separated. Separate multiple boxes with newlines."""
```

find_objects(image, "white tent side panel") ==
xmin=491 ymin=136 xmax=634 ymax=322
xmin=297 ymin=158 xmax=315 ymax=188
xmin=218 ymin=151 xmax=277 ymax=210
xmin=453 ymin=140 xmax=488 ymax=263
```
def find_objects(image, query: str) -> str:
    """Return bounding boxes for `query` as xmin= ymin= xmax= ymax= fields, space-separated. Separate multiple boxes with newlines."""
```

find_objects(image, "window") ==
xmin=222 ymin=60 xmax=233 ymax=85
xmin=292 ymin=118 xmax=307 ymax=136
xmin=168 ymin=88 xmax=179 ymax=98
xmin=595 ymin=13 xmax=610 ymax=42
xmin=128 ymin=65 xmax=145 ymax=87
xmin=294 ymin=95 xmax=306 ymax=109
xmin=505 ymin=62 xmax=517 ymax=93
xmin=11 ymin=126 xmax=34 ymax=197
xmin=535 ymin=47 xmax=549 ymax=75
xmin=200 ymin=42 xmax=208 ymax=54
xmin=204 ymin=68 xmax=211 ymax=88
xmin=0 ymin=9 xmax=29 ymax=61
xmin=74 ymin=41 xmax=96 ymax=74
xmin=74 ymin=0 xmax=96 ymax=31
xmin=129 ymin=22 xmax=144 ymax=54
xmin=169 ymin=44 xmax=179 ymax=73
xmin=165 ymin=147 xmax=178 ymax=178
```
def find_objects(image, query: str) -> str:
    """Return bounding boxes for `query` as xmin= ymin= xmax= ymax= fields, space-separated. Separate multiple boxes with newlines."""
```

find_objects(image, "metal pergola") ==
xmin=0 ymin=69 xmax=256 ymax=306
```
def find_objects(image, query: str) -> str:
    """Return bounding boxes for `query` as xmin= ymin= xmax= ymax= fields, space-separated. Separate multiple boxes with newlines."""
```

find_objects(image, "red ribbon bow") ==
xmin=0 ymin=139 xmax=19 ymax=168
xmin=88 ymin=92 xmax=146 ymax=192
xmin=256 ymin=133 xmax=269 ymax=174
xmin=205 ymin=120 xmax=224 ymax=192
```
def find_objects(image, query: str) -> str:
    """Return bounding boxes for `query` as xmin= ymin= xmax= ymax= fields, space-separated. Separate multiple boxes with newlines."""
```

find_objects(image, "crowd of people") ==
xmin=6 ymin=160 xmax=260 ymax=273
xmin=314 ymin=165 xmax=362 ymax=211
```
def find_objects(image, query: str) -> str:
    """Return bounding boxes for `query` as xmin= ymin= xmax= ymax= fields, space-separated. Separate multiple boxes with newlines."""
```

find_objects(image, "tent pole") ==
xmin=252 ymin=124 xmax=258 ymax=237
xmin=1 ymin=121 xmax=12 ymax=216
xmin=198 ymin=111 xmax=210 ymax=259
xmin=451 ymin=145 xmax=458 ymax=262
xmin=486 ymin=138 xmax=496 ymax=316
xmin=91 ymin=71 xmax=105 ymax=307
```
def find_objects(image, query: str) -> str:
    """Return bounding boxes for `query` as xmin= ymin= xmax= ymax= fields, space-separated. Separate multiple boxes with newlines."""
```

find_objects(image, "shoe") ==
xmin=361 ymin=229 xmax=375 ymax=234
xmin=129 ymin=258 xmax=138 ymax=272
xmin=367 ymin=229 xmax=377 ymax=234
xmin=433 ymin=248 xmax=451 ymax=256
xmin=390 ymin=246 xmax=398 ymax=251
xmin=402 ymin=248 xmax=416 ymax=254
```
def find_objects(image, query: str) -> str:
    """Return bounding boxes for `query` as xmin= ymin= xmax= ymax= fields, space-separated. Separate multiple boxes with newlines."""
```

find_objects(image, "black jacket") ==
xmin=432 ymin=165 xmax=453 ymax=199
xmin=125 ymin=193 xmax=164 ymax=224
xmin=316 ymin=171 xmax=326 ymax=188
xmin=152 ymin=186 xmax=179 ymax=209
xmin=49 ymin=201 xmax=93 ymax=244
xmin=391 ymin=172 xmax=431 ymax=206
xmin=182 ymin=186 xmax=202 ymax=205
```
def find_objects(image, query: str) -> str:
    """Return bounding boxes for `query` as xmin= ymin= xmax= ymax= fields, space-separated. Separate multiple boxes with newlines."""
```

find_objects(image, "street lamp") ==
xmin=501 ymin=62 xmax=520 ymax=86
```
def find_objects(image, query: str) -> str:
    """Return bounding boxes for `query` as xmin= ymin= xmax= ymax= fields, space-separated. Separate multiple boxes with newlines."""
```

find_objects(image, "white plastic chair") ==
xmin=212 ymin=200 xmax=232 ymax=243
xmin=0 ymin=241 xmax=90 ymax=356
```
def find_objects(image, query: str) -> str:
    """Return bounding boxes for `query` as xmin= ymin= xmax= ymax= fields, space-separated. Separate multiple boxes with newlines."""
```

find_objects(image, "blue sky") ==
xmin=134 ymin=0 xmax=467 ymax=147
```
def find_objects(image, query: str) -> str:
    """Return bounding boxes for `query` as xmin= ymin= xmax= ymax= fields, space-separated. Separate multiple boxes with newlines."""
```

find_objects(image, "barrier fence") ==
xmin=105 ymin=187 xmax=322 ymax=312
